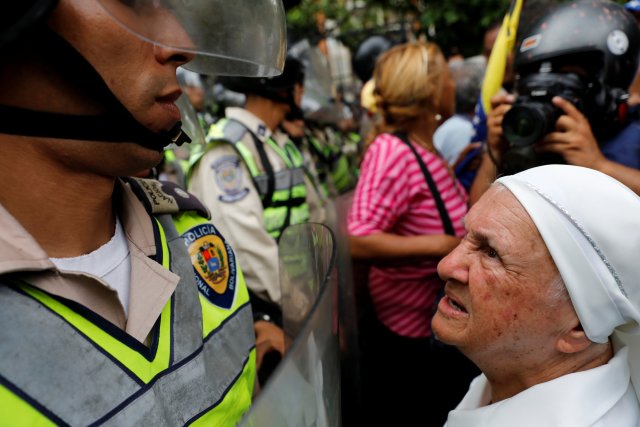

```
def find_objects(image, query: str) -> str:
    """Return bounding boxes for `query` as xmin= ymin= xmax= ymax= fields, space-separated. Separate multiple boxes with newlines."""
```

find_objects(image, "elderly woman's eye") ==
xmin=485 ymin=247 xmax=498 ymax=258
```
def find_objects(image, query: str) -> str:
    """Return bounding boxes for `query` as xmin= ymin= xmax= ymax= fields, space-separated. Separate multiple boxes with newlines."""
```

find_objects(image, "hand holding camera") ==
xmin=486 ymin=93 xmax=515 ymax=166
xmin=537 ymin=96 xmax=607 ymax=170
xmin=488 ymin=74 xmax=607 ymax=174
xmin=502 ymin=72 xmax=586 ymax=147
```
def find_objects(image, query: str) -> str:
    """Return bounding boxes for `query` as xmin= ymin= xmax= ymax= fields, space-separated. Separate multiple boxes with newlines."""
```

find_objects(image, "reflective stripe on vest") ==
xmin=0 ymin=213 xmax=255 ymax=426
xmin=200 ymin=119 xmax=310 ymax=240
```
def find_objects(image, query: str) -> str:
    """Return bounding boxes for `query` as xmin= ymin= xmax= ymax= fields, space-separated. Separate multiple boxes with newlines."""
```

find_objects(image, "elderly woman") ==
xmin=348 ymin=41 xmax=479 ymax=426
xmin=435 ymin=164 xmax=640 ymax=426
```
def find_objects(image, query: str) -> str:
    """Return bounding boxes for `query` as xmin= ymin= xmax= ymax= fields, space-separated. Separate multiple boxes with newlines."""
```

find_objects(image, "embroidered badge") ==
xmin=212 ymin=155 xmax=249 ymax=203
xmin=136 ymin=179 xmax=179 ymax=213
xmin=183 ymin=223 xmax=237 ymax=309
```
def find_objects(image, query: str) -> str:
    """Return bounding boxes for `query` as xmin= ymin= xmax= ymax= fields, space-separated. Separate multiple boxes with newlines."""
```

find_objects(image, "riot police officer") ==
xmin=188 ymin=57 xmax=330 ymax=326
xmin=0 ymin=0 xmax=286 ymax=424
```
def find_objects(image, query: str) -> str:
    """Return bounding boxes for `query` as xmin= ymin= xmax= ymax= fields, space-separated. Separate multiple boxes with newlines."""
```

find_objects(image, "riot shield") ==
xmin=334 ymin=190 xmax=365 ymax=425
xmin=238 ymin=223 xmax=341 ymax=427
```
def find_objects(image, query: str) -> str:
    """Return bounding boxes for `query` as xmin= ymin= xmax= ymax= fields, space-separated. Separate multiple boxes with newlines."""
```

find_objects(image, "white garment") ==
xmin=433 ymin=114 xmax=474 ymax=165
xmin=446 ymin=347 xmax=640 ymax=427
xmin=50 ymin=216 xmax=131 ymax=316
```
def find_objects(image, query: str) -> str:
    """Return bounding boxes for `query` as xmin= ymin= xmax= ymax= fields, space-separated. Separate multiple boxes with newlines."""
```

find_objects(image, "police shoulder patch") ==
xmin=182 ymin=222 xmax=237 ymax=309
xmin=211 ymin=155 xmax=250 ymax=203
xmin=125 ymin=177 xmax=210 ymax=218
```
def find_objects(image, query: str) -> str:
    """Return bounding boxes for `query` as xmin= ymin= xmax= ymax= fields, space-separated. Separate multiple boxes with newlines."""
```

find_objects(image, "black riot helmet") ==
xmin=218 ymin=56 xmax=306 ymax=118
xmin=352 ymin=35 xmax=393 ymax=83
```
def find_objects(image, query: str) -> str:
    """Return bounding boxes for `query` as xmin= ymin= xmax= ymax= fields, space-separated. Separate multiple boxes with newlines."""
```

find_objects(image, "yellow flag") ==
xmin=481 ymin=0 xmax=524 ymax=113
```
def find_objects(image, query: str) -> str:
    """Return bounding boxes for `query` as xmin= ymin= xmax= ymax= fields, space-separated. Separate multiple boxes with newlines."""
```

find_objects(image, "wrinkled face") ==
xmin=432 ymin=186 xmax=578 ymax=367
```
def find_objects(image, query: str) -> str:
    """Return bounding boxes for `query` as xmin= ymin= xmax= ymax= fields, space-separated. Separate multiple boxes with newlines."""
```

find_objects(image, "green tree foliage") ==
xmin=287 ymin=0 xmax=630 ymax=59
xmin=287 ymin=0 xmax=509 ymax=58
xmin=419 ymin=0 xmax=508 ymax=57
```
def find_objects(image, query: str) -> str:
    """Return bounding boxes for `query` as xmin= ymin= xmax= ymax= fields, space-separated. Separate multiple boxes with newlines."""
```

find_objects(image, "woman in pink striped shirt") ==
xmin=348 ymin=41 xmax=479 ymax=426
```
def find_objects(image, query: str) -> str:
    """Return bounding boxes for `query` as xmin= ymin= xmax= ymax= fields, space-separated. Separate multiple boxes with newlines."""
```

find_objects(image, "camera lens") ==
xmin=503 ymin=102 xmax=558 ymax=147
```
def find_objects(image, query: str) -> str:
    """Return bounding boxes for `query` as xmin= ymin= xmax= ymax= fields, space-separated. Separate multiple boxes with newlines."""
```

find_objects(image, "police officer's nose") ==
xmin=154 ymin=44 xmax=195 ymax=67
xmin=151 ymin=9 xmax=196 ymax=67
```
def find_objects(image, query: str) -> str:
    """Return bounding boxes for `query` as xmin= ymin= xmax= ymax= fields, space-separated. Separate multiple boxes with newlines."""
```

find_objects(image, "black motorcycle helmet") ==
xmin=514 ymin=0 xmax=640 ymax=122
xmin=352 ymin=35 xmax=393 ymax=83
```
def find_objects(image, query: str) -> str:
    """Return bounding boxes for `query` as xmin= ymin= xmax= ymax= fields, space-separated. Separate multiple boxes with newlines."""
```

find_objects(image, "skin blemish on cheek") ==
xmin=501 ymin=308 xmax=516 ymax=322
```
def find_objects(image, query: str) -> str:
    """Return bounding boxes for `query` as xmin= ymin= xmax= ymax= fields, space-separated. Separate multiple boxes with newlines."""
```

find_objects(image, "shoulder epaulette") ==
xmin=221 ymin=119 xmax=250 ymax=146
xmin=206 ymin=119 xmax=249 ymax=146
xmin=124 ymin=177 xmax=211 ymax=219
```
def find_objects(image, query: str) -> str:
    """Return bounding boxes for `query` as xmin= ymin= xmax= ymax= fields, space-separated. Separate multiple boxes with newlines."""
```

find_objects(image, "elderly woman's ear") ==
xmin=555 ymin=321 xmax=595 ymax=354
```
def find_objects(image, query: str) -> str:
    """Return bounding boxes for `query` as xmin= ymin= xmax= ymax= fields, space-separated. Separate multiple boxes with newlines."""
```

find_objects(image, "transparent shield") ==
xmin=239 ymin=223 xmax=341 ymax=427
xmin=96 ymin=0 xmax=286 ymax=76
xmin=333 ymin=190 xmax=365 ymax=424
xmin=175 ymin=93 xmax=206 ymax=147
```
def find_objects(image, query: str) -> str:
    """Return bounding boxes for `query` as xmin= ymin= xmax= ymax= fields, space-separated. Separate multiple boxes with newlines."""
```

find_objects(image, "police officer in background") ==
xmin=0 ymin=0 xmax=287 ymax=424
xmin=188 ymin=57 xmax=329 ymax=326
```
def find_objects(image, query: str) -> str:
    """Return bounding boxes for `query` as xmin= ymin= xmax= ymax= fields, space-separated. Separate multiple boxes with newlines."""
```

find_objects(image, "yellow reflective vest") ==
xmin=0 ymin=178 xmax=256 ymax=426
xmin=190 ymin=118 xmax=310 ymax=240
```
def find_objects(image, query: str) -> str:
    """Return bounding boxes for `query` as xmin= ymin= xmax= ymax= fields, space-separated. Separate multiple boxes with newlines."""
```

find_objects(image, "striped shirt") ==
xmin=348 ymin=133 xmax=468 ymax=337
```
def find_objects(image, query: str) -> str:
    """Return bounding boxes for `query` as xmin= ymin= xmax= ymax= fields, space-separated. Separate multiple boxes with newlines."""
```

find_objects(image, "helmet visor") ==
xmin=96 ymin=0 xmax=286 ymax=76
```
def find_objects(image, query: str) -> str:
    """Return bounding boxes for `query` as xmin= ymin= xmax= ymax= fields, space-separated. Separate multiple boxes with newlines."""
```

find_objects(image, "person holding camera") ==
xmin=470 ymin=0 xmax=640 ymax=203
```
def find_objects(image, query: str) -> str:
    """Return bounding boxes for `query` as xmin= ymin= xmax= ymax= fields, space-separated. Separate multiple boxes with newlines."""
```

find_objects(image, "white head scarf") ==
xmin=496 ymin=164 xmax=640 ymax=401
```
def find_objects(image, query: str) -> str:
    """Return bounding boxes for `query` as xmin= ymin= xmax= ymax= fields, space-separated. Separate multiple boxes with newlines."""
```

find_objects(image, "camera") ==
xmin=502 ymin=72 xmax=587 ymax=147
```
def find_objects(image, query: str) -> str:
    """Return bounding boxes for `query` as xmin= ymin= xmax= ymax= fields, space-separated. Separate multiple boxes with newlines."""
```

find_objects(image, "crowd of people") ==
xmin=2 ymin=0 xmax=640 ymax=425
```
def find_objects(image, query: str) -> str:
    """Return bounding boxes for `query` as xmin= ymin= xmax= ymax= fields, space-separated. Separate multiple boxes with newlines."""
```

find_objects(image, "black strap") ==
xmin=393 ymin=132 xmax=456 ymax=236
xmin=0 ymin=28 xmax=190 ymax=149
xmin=225 ymin=119 xmax=276 ymax=209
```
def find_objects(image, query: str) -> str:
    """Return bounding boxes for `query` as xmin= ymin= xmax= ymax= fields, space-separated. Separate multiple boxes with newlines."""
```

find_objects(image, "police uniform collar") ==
xmin=224 ymin=107 xmax=273 ymax=143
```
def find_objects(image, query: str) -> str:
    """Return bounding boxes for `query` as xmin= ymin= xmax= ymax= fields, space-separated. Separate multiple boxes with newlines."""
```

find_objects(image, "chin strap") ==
xmin=0 ymin=104 xmax=191 ymax=148
xmin=0 ymin=26 xmax=191 ymax=149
